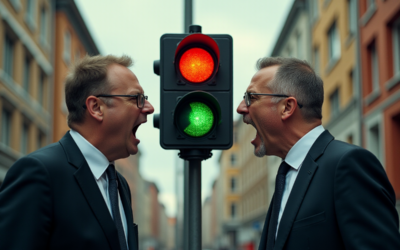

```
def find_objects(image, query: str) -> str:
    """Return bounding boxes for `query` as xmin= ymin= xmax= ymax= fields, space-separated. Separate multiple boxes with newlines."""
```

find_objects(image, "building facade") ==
xmin=358 ymin=0 xmax=400 ymax=215
xmin=312 ymin=0 xmax=362 ymax=145
xmin=0 ymin=0 xmax=54 ymax=184
xmin=53 ymin=0 xmax=99 ymax=142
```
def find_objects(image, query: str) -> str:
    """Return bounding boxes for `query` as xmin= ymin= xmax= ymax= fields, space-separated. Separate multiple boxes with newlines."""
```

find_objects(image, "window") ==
xmin=3 ymin=34 xmax=14 ymax=79
xmin=1 ymin=109 xmax=12 ymax=146
xmin=311 ymin=0 xmax=319 ymax=21
xmin=38 ymin=71 xmax=46 ymax=106
xmin=348 ymin=69 xmax=354 ymax=96
xmin=330 ymin=89 xmax=340 ymax=117
xmin=393 ymin=18 xmax=400 ymax=75
xmin=230 ymin=177 xmax=236 ymax=193
xmin=230 ymin=203 xmax=236 ymax=219
xmin=369 ymin=124 xmax=381 ymax=161
xmin=348 ymin=0 xmax=357 ymax=35
xmin=39 ymin=7 xmax=48 ymax=46
xmin=21 ymin=123 xmax=29 ymax=154
xmin=296 ymin=32 xmax=303 ymax=59
xmin=328 ymin=22 xmax=341 ymax=62
xmin=230 ymin=154 xmax=237 ymax=166
xmin=370 ymin=43 xmax=379 ymax=91
xmin=63 ymin=31 xmax=71 ymax=64
xmin=313 ymin=47 xmax=320 ymax=75
xmin=25 ymin=0 xmax=36 ymax=30
xmin=23 ymin=57 xmax=31 ymax=93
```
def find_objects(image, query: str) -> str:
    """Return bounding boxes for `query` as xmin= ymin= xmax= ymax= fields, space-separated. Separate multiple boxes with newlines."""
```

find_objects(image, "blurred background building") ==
xmin=202 ymin=0 xmax=400 ymax=250
xmin=0 ymin=0 xmax=175 ymax=249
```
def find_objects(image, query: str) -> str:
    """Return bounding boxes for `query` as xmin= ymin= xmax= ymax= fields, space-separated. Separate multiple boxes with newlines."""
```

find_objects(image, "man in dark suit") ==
xmin=237 ymin=57 xmax=400 ymax=250
xmin=0 ymin=54 xmax=154 ymax=250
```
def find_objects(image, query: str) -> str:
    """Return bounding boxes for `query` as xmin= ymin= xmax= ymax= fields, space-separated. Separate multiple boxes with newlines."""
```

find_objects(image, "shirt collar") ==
xmin=69 ymin=129 xmax=112 ymax=180
xmin=284 ymin=125 xmax=325 ymax=170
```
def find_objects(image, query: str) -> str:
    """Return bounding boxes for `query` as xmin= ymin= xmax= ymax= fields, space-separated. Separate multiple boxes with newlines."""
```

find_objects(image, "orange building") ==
xmin=359 ymin=0 xmax=400 ymax=211
xmin=53 ymin=0 xmax=99 ymax=142
xmin=0 ymin=0 xmax=53 ymax=183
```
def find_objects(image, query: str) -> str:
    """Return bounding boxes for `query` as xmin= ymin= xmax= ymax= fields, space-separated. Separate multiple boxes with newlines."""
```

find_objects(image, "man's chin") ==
xmin=254 ymin=144 xmax=266 ymax=158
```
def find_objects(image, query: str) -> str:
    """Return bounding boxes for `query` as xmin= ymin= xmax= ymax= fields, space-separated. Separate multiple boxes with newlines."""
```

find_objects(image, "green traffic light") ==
xmin=183 ymin=102 xmax=214 ymax=137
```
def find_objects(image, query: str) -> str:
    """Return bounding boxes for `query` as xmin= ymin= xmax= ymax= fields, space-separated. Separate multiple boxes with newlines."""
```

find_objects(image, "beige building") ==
xmin=202 ymin=196 xmax=213 ymax=249
xmin=53 ymin=0 xmax=99 ymax=142
xmin=214 ymin=122 xmax=241 ymax=249
xmin=0 ymin=0 xmax=53 ymax=184
xmin=311 ymin=0 xmax=361 ymax=145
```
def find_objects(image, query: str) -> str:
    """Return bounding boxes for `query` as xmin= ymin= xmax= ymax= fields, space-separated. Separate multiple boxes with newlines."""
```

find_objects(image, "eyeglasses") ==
xmin=243 ymin=92 xmax=303 ymax=108
xmin=96 ymin=94 xmax=148 ymax=108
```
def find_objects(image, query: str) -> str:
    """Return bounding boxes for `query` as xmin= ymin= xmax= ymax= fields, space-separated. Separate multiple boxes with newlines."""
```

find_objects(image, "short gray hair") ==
xmin=256 ymin=57 xmax=324 ymax=121
xmin=65 ymin=54 xmax=133 ymax=127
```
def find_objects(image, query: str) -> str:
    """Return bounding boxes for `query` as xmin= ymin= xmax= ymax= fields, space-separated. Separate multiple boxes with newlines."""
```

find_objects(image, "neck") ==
xmin=72 ymin=122 xmax=110 ymax=159
xmin=278 ymin=119 xmax=321 ymax=159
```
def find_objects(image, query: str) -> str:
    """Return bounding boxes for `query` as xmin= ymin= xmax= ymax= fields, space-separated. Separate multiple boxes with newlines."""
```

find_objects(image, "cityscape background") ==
xmin=0 ymin=0 xmax=399 ymax=250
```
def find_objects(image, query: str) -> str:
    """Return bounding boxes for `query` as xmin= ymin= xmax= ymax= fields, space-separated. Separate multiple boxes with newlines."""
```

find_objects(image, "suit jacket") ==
xmin=0 ymin=132 xmax=139 ymax=250
xmin=258 ymin=131 xmax=400 ymax=250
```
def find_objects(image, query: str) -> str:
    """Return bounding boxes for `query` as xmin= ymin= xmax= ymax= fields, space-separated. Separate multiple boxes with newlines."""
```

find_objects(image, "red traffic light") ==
xmin=175 ymin=34 xmax=220 ymax=84
xmin=179 ymin=48 xmax=214 ymax=83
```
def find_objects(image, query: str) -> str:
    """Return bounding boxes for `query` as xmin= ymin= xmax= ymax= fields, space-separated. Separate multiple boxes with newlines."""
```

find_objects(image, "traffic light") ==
xmin=153 ymin=27 xmax=233 ymax=150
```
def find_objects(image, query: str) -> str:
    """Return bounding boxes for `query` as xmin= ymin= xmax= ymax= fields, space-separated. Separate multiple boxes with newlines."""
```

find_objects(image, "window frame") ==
xmin=1 ymin=109 xmax=12 ymax=146
xmin=63 ymin=30 xmax=71 ymax=64
xmin=393 ymin=18 xmax=400 ymax=75
xmin=329 ymin=88 xmax=340 ymax=118
xmin=328 ymin=21 xmax=341 ymax=63
xmin=3 ymin=33 xmax=15 ymax=80
xmin=21 ymin=122 xmax=29 ymax=155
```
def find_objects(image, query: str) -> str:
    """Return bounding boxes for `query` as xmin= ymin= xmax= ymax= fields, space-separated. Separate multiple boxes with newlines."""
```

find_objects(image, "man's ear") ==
xmin=85 ymin=96 xmax=104 ymax=122
xmin=281 ymin=97 xmax=297 ymax=120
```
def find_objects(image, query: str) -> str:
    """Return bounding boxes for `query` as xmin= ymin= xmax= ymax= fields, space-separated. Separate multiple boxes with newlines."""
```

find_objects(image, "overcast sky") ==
xmin=75 ymin=0 xmax=294 ymax=217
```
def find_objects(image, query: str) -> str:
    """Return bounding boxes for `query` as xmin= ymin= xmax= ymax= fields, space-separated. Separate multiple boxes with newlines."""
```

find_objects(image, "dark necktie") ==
xmin=266 ymin=161 xmax=291 ymax=250
xmin=106 ymin=164 xmax=128 ymax=250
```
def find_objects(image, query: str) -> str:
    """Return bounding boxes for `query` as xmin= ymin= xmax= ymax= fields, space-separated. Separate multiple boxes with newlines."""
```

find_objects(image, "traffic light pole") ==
xmin=179 ymin=149 xmax=212 ymax=250
xmin=183 ymin=1 xmax=192 ymax=249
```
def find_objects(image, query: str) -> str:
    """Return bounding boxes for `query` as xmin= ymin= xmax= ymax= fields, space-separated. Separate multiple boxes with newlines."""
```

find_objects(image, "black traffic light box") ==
xmin=153 ymin=29 xmax=233 ymax=150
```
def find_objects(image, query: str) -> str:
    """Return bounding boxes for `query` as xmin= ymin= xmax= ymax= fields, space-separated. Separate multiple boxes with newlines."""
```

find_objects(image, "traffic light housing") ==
xmin=154 ymin=28 xmax=233 ymax=150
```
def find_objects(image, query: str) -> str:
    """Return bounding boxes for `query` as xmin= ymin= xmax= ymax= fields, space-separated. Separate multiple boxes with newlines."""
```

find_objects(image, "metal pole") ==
xmin=183 ymin=160 xmax=189 ymax=250
xmin=184 ymin=0 xmax=193 ymax=33
xmin=188 ymin=159 xmax=202 ymax=250
xmin=183 ymin=1 xmax=193 ymax=250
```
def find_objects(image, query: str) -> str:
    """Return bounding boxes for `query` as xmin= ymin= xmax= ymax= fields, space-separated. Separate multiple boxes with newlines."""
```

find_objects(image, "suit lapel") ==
xmin=274 ymin=155 xmax=318 ymax=249
xmin=274 ymin=131 xmax=334 ymax=250
xmin=118 ymin=175 xmax=138 ymax=250
xmin=258 ymin=198 xmax=273 ymax=250
xmin=60 ymin=132 xmax=121 ymax=250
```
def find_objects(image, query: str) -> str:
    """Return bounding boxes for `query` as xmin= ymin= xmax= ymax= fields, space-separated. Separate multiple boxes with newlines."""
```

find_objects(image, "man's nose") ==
xmin=237 ymin=99 xmax=248 ymax=115
xmin=142 ymin=100 xmax=155 ymax=114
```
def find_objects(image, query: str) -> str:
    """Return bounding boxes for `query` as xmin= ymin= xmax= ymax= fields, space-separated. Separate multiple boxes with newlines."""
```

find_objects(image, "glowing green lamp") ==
xmin=183 ymin=102 xmax=214 ymax=137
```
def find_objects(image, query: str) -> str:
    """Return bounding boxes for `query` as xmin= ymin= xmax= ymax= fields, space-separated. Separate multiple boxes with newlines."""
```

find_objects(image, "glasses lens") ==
xmin=137 ymin=94 xmax=143 ymax=108
xmin=244 ymin=92 xmax=250 ymax=106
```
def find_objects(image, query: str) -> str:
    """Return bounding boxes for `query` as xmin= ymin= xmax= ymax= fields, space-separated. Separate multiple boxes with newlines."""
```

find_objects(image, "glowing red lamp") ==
xmin=175 ymin=33 xmax=220 ymax=84
xmin=179 ymin=48 xmax=214 ymax=83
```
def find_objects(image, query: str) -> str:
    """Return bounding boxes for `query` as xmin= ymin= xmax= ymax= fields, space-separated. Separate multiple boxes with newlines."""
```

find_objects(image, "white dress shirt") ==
xmin=70 ymin=130 xmax=129 ymax=247
xmin=275 ymin=125 xmax=325 ymax=237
